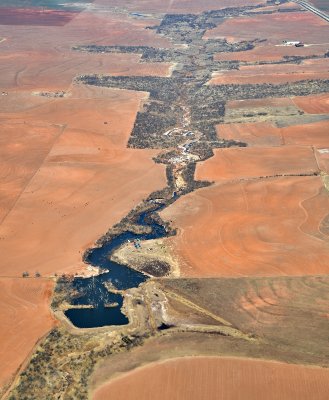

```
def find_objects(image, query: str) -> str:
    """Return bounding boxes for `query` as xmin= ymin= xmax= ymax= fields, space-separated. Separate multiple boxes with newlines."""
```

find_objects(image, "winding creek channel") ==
xmin=65 ymin=205 xmax=169 ymax=328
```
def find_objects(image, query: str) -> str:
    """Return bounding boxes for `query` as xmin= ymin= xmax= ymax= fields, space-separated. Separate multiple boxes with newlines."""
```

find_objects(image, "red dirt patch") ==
xmin=217 ymin=122 xmax=283 ymax=147
xmin=93 ymin=356 xmax=329 ymax=400
xmin=205 ymin=12 xmax=329 ymax=44
xmin=209 ymin=59 xmax=329 ymax=85
xmin=281 ymin=120 xmax=329 ymax=147
xmin=196 ymin=146 xmax=318 ymax=181
xmin=161 ymin=176 xmax=329 ymax=277
xmin=293 ymin=93 xmax=329 ymax=114
xmin=0 ymin=278 xmax=55 ymax=389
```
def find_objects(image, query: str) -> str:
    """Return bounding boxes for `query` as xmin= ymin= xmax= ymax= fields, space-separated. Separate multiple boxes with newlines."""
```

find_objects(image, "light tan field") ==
xmin=0 ymin=278 xmax=55 ymax=390
xmin=205 ymin=11 xmax=329 ymax=44
xmin=215 ymin=44 xmax=329 ymax=62
xmin=93 ymin=356 xmax=329 ymax=400
xmin=196 ymin=146 xmax=318 ymax=181
xmin=96 ymin=0 xmax=267 ymax=14
xmin=209 ymin=59 xmax=329 ymax=85
xmin=161 ymin=176 xmax=329 ymax=277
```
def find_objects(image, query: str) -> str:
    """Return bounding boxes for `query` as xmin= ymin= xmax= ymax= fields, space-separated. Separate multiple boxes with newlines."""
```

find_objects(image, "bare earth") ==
xmin=161 ymin=176 xmax=329 ymax=277
xmin=93 ymin=356 xmax=329 ymax=400
xmin=1 ymin=0 xmax=329 ymax=398
xmin=0 ymin=6 xmax=169 ymax=389
xmin=0 ymin=278 xmax=55 ymax=390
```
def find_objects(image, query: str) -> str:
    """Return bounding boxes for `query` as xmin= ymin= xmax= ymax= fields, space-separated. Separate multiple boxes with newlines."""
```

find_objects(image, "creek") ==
xmin=65 ymin=206 xmax=166 ymax=328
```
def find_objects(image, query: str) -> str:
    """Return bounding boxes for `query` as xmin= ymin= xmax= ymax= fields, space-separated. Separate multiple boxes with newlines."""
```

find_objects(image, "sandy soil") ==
xmin=195 ymin=146 xmax=318 ymax=181
xmin=205 ymin=11 xmax=329 ymax=44
xmin=93 ymin=356 xmax=329 ymax=400
xmin=161 ymin=176 xmax=329 ymax=277
xmin=0 ymin=278 xmax=56 ymax=390
xmin=209 ymin=59 xmax=329 ymax=85
xmin=293 ymin=93 xmax=329 ymax=114
xmin=217 ymin=122 xmax=283 ymax=147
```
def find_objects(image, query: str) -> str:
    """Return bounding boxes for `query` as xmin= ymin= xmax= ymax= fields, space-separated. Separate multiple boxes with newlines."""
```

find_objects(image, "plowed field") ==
xmin=0 ymin=278 xmax=55 ymax=389
xmin=205 ymin=12 xmax=329 ymax=44
xmin=93 ymin=357 xmax=329 ymax=400
xmin=161 ymin=176 xmax=329 ymax=277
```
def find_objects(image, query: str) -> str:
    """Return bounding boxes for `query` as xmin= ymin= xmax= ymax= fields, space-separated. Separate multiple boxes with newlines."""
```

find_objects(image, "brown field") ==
xmin=227 ymin=97 xmax=295 ymax=110
xmin=217 ymin=122 xmax=283 ymax=147
xmin=96 ymin=0 xmax=267 ymax=14
xmin=209 ymin=59 xmax=329 ymax=85
xmin=161 ymin=176 xmax=329 ymax=277
xmin=293 ymin=93 xmax=329 ymax=114
xmin=93 ymin=356 xmax=329 ymax=400
xmin=0 ymin=8 xmax=79 ymax=26
xmin=205 ymin=12 xmax=329 ymax=44
xmin=196 ymin=146 xmax=318 ymax=181
xmin=215 ymin=44 xmax=329 ymax=63
xmin=0 ymin=278 xmax=55 ymax=389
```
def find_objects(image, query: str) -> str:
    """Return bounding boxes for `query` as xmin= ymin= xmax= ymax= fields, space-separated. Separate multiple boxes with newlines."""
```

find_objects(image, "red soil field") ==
xmin=281 ymin=120 xmax=329 ymax=147
xmin=0 ymin=122 xmax=61 ymax=222
xmin=0 ymin=278 xmax=55 ymax=389
xmin=0 ymin=5 xmax=171 ymax=280
xmin=0 ymin=86 xmax=166 ymax=278
xmin=217 ymin=120 xmax=329 ymax=148
xmin=215 ymin=44 xmax=328 ymax=63
xmin=209 ymin=59 xmax=329 ymax=85
xmin=0 ymin=50 xmax=172 ymax=91
xmin=0 ymin=8 xmax=78 ymax=26
xmin=293 ymin=93 xmax=329 ymax=114
xmin=196 ymin=146 xmax=318 ymax=181
xmin=205 ymin=12 xmax=329 ymax=44
xmin=161 ymin=176 xmax=329 ymax=277
xmin=217 ymin=122 xmax=283 ymax=147
xmin=93 ymin=356 xmax=329 ymax=400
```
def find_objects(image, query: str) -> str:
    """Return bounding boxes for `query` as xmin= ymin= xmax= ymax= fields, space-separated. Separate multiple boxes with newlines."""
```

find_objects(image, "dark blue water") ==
xmin=65 ymin=206 xmax=167 ymax=328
